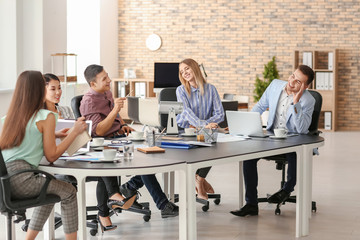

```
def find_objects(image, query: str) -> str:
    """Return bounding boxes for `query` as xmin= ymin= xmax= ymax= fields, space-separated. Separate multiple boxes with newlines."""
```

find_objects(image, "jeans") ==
xmin=126 ymin=175 xmax=168 ymax=210
xmin=243 ymin=152 xmax=297 ymax=205
xmin=96 ymin=177 xmax=120 ymax=217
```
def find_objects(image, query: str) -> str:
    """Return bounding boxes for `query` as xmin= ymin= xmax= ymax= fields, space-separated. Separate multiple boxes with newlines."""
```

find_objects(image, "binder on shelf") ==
xmin=324 ymin=72 xmax=329 ymax=90
xmin=324 ymin=112 xmax=332 ymax=130
xmin=328 ymin=52 xmax=333 ymax=70
xmin=329 ymin=72 xmax=333 ymax=90
xmin=302 ymin=52 xmax=313 ymax=68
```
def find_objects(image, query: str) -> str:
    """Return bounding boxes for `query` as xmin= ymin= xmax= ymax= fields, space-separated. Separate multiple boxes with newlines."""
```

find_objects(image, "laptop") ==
xmin=226 ymin=111 xmax=272 ymax=138
xmin=56 ymin=119 xmax=92 ymax=156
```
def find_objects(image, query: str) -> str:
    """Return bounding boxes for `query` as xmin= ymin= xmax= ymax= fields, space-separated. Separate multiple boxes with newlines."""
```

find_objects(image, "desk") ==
xmin=39 ymin=135 xmax=323 ymax=239
xmin=39 ymin=153 xmax=187 ymax=240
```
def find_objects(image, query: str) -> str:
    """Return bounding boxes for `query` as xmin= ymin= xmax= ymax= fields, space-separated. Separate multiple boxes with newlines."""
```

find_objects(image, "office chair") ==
xmin=223 ymin=93 xmax=235 ymax=100
xmin=219 ymin=100 xmax=238 ymax=128
xmin=0 ymin=149 xmax=61 ymax=240
xmin=258 ymin=90 xmax=322 ymax=215
xmin=159 ymin=88 xmax=222 ymax=211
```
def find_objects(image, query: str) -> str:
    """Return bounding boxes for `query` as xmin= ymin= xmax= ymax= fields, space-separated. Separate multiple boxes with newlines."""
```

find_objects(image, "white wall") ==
xmin=43 ymin=0 xmax=67 ymax=73
xmin=0 ymin=0 xmax=17 ymax=89
xmin=0 ymin=90 xmax=14 ymax=133
xmin=100 ymin=0 xmax=118 ymax=79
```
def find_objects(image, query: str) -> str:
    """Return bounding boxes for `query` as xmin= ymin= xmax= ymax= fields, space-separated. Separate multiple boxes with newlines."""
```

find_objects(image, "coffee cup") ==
xmin=184 ymin=128 xmax=196 ymax=135
xmin=131 ymin=131 xmax=144 ymax=139
xmin=274 ymin=128 xmax=288 ymax=137
xmin=93 ymin=137 xmax=104 ymax=146
xmin=103 ymin=149 xmax=117 ymax=160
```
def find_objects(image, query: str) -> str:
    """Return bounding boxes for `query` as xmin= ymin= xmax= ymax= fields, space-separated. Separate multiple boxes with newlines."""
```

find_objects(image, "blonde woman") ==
xmin=176 ymin=58 xmax=224 ymax=200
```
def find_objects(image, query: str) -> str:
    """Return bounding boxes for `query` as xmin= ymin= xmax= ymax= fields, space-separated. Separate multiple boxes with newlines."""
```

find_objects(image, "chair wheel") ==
xmin=143 ymin=215 xmax=151 ymax=222
xmin=275 ymin=208 xmax=281 ymax=215
xmin=213 ymin=198 xmax=220 ymax=205
xmin=21 ymin=223 xmax=28 ymax=232
xmin=202 ymin=205 xmax=209 ymax=212
xmin=90 ymin=228 xmax=97 ymax=236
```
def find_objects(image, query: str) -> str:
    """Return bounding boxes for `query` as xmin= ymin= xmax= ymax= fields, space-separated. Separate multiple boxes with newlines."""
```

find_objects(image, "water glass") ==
xmin=123 ymin=144 xmax=134 ymax=160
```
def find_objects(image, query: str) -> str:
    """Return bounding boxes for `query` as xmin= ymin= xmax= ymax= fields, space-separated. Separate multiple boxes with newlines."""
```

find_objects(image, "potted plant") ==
xmin=253 ymin=56 xmax=279 ymax=102
xmin=253 ymin=56 xmax=279 ymax=126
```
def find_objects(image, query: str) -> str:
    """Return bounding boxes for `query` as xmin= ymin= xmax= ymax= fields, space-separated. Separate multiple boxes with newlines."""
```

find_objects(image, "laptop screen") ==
xmin=55 ymin=119 xmax=92 ymax=152
xmin=226 ymin=111 xmax=266 ymax=137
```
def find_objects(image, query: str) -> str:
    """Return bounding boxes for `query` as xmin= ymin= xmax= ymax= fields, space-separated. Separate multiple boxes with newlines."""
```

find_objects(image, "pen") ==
xmin=125 ymin=90 xmax=134 ymax=97
xmin=155 ymin=127 xmax=167 ymax=141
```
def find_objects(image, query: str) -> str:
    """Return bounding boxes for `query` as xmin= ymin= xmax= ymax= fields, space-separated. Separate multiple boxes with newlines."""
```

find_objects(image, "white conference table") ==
xmin=39 ymin=134 xmax=324 ymax=239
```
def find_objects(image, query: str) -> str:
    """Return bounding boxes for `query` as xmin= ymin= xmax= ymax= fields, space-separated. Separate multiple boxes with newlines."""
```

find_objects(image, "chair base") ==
xmin=21 ymin=203 xmax=151 ymax=236
xmin=258 ymin=195 xmax=317 ymax=215
xmin=174 ymin=193 xmax=221 ymax=212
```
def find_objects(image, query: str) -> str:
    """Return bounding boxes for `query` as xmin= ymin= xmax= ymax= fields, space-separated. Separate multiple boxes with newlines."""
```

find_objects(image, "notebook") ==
xmin=226 ymin=111 xmax=272 ymax=138
xmin=56 ymin=119 xmax=92 ymax=156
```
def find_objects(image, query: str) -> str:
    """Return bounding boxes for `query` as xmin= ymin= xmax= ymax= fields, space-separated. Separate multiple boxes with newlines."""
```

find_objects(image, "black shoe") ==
xmin=120 ymin=183 xmax=143 ymax=209
xmin=230 ymin=204 xmax=258 ymax=217
xmin=97 ymin=213 xmax=117 ymax=233
xmin=107 ymin=195 xmax=136 ymax=211
xmin=161 ymin=202 xmax=179 ymax=218
xmin=267 ymin=189 xmax=290 ymax=204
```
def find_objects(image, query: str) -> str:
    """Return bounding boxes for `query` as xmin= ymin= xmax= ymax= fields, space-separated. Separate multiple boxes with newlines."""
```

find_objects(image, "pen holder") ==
xmin=146 ymin=131 xmax=155 ymax=147
xmin=200 ymin=128 xmax=218 ymax=143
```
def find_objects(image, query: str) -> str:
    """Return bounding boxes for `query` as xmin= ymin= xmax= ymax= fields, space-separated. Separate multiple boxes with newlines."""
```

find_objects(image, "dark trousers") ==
xmin=126 ymin=175 xmax=168 ymax=210
xmin=196 ymin=167 xmax=212 ymax=178
xmin=96 ymin=177 xmax=120 ymax=217
xmin=243 ymin=152 xmax=297 ymax=205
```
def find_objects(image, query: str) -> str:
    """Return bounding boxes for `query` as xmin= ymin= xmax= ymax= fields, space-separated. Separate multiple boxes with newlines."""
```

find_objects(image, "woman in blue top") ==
xmin=0 ymin=71 xmax=88 ymax=240
xmin=176 ymin=58 xmax=224 ymax=200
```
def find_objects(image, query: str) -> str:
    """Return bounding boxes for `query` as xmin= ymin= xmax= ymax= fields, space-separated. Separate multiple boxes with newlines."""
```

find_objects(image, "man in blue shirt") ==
xmin=231 ymin=65 xmax=315 ymax=217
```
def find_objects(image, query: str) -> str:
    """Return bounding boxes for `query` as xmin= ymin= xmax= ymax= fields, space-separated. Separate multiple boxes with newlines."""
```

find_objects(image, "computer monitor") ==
xmin=154 ymin=62 xmax=181 ymax=89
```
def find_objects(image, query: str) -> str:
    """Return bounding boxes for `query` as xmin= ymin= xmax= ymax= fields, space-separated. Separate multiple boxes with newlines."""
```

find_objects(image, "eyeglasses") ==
xmin=111 ymin=140 xmax=132 ymax=145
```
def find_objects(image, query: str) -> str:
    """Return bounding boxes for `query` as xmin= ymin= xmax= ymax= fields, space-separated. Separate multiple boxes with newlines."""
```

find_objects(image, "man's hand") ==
xmin=55 ymin=128 xmax=70 ymax=138
xmin=120 ymin=125 xmax=135 ymax=136
xmin=113 ymin=97 xmax=126 ymax=112
xmin=293 ymin=83 xmax=306 ymax=104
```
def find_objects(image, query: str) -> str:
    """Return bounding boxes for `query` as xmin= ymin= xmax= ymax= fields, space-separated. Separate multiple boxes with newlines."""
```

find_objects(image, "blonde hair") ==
xmin=178 ymin=58 xmax=207 ymax=96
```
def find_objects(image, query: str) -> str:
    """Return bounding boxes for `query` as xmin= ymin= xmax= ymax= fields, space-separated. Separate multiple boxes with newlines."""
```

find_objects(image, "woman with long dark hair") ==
xmin=0 ymin=71 xmax=87 ymax=240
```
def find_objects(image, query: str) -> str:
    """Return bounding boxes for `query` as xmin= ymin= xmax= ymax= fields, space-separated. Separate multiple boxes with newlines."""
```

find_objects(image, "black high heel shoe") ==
xmin=107 ymin=195 xmax=136 ymax=211
xmin=97 ymin=213 xmax=117 ymax=233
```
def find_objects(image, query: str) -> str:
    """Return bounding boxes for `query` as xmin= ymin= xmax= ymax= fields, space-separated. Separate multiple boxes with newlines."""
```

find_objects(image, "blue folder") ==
xmin=160 ymin=141 xmax=196 ymax=149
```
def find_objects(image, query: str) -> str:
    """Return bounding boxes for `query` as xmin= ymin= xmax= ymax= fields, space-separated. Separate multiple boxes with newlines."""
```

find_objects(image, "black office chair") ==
xmin=159 ymin=87 xmax=178 ymax=131
xmin=158 ymin=88 xmax=222 ymax=211
xmin=71 ymin=94 xmax=84 ymax=119
xmin=219 ymin=100 xmax=238 ymax=128
xmin=0 ymin=149 xmax=61 ymax=240
xmin=223 ymin=93 xmax=235 ymax=100
xmin=258 ymin=90 xmax=322 ymax=215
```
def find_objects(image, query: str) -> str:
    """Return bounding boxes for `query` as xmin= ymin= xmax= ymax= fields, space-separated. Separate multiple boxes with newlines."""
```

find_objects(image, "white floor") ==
xmin=2 ymin=131 xmax=360 ymax=240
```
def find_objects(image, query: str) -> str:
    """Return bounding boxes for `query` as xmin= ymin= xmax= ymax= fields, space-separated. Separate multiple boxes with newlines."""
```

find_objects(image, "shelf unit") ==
xmin=111 ymin=78 xmax=155 ymax=120
xmin=293 ymin=49 xmax=338 ymax=131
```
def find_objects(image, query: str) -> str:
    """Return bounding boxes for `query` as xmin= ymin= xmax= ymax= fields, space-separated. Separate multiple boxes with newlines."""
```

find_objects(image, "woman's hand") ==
xmin=205 ymin=122 xmax=218 ymax=129
xmin=72 ymin=117 xmax=87 ymax=135
xmin=55 ymin=128 xmax=70 ymax=138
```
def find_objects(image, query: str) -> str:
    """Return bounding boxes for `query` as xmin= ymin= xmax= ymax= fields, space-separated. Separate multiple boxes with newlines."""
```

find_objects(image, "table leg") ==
xmin=178 ymin=167 xmax=187 ymax=240
xmin=170 ymin=171 xmax=175 ymax=202
xmin=43 ymin=207 xmax=55 ymax=240
xmin=187 ymin=164 xmax=197 ymax=240
xmin=238 ymin=161 xmax=244 ymax=208
xmin=77 ymin=177 xmax=87 ymax=240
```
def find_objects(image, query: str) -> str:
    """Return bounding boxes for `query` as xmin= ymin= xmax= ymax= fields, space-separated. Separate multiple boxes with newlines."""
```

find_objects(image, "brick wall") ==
xmin=118 ymin=0 xmax=360 ymax=131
